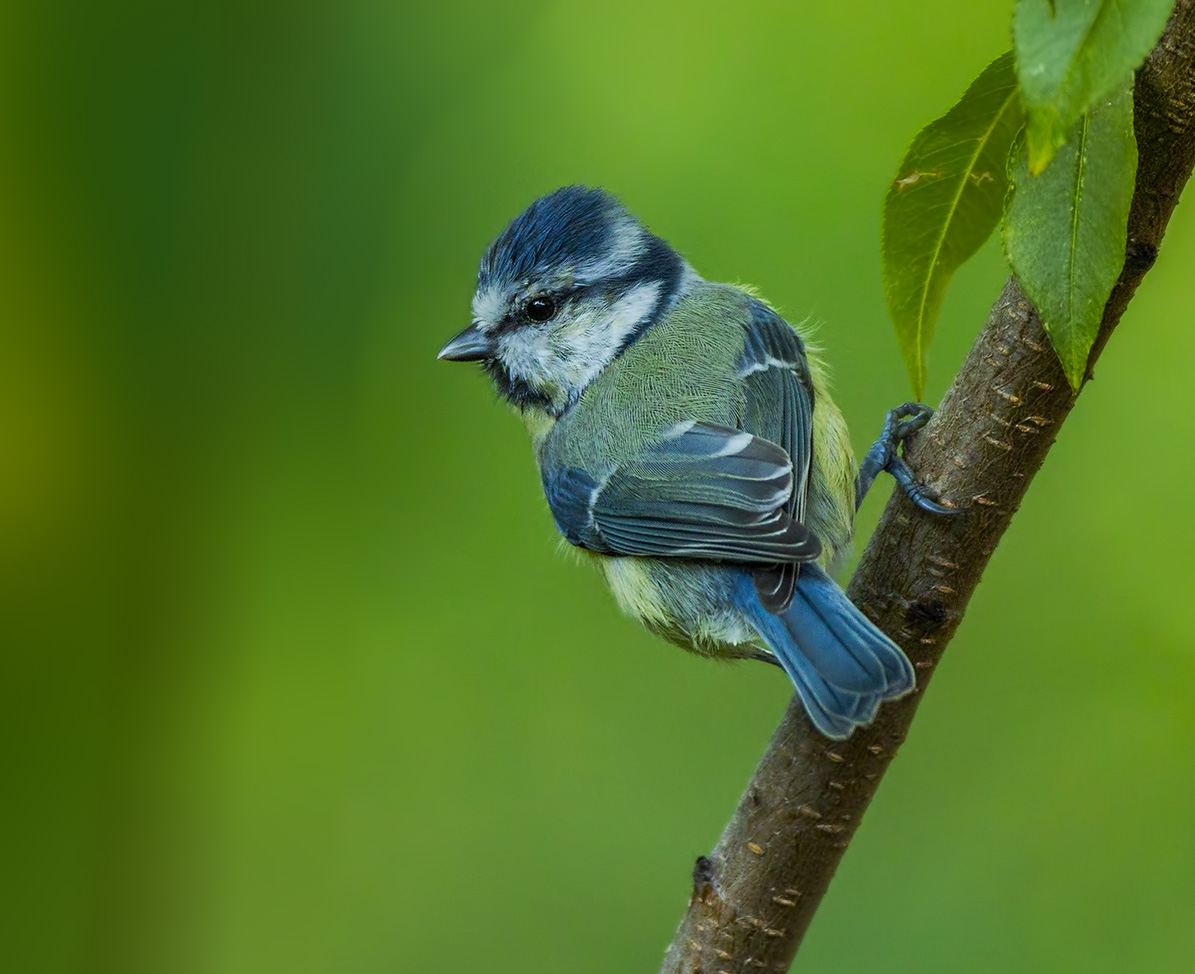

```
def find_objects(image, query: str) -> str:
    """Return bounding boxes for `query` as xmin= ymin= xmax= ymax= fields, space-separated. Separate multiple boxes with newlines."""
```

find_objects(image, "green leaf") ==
xmin=1003 ymin=81 xmax=1137 ymax=390
xmin=1014 ymin=0 xmax=1173 ymax=173
xmin=881 ymin=52 xmax=1024 ymax=399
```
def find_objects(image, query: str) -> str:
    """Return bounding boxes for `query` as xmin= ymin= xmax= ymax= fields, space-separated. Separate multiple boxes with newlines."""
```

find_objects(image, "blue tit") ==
xmin=439 ymin=186 xmax=952 ymax=739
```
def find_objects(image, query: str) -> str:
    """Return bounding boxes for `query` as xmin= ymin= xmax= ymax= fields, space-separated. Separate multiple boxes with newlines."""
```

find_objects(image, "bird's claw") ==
xmin=890 ymin=401 xmax=933 ymax=440
xmin=857 ymin=403 xmax=960 ymax=514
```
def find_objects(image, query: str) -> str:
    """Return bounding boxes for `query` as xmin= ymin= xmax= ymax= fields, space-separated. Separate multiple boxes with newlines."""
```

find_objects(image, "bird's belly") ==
xmin=594 ymin=554 xmax=757 ymax=657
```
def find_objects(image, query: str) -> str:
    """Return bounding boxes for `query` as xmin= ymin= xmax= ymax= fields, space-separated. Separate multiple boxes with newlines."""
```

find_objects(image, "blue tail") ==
xmin=735 ymin=564 xmax=915 ymax=739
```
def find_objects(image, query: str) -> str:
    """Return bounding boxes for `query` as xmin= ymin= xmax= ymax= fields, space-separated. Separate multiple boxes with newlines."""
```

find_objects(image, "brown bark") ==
xmin=660 ymin=5 xmax=1195 ymax=971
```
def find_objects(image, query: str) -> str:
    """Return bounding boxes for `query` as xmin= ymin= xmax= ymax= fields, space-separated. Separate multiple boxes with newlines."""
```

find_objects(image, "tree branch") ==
xmin=660 ymin=5 xmax=1195 ymax=971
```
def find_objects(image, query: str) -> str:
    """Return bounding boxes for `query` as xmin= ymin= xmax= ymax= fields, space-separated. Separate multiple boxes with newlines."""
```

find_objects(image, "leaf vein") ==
xmin=1067 ymin=112 xmax=1090 ymax=352
xmin=913 ymin=88 xmax=1023 ymax=370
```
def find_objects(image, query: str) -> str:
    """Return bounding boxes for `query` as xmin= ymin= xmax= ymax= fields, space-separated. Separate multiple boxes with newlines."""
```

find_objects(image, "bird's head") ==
xmin=439 ymin=186 xmax=694 ymax=415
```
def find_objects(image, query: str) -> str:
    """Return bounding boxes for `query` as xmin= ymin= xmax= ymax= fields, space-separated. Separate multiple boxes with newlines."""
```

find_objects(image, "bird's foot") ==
xmin=857 ymin=402 xmax=958 ymax=515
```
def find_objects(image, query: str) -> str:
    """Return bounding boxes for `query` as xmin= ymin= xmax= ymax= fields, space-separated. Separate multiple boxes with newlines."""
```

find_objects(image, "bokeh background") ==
xmin=4 ymin=1 xmax=1193 ymax=971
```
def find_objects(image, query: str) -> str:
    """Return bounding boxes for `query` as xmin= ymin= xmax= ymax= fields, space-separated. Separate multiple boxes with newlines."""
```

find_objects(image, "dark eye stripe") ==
xmin=488 ymin=288 xmax=577 ymax=337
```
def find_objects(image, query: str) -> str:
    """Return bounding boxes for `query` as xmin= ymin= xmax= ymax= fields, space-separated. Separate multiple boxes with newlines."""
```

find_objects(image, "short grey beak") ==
xmin=437 ymin=324 xmax=495 ymax=362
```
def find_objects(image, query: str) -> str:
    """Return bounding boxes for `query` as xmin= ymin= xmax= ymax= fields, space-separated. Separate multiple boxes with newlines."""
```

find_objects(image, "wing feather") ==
xmin=736 ymin=303 xmax=816 ymax=611
xmin=543 ymin=420 xmax=821 ymax=565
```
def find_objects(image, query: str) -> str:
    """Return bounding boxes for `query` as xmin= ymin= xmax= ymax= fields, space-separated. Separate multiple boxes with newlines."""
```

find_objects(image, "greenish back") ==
xmin=545 ymin=283 xmax=749 ymax=472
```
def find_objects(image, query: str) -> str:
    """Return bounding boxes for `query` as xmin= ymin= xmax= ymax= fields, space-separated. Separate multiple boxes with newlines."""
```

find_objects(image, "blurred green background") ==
xmin=3 ymin=1 xmax=1193 ymax=971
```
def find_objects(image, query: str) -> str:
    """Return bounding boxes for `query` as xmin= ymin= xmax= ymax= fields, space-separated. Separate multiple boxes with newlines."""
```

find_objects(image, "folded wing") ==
xmin=543 ymin=419 xmax=821 ymax=564
xmin=736 ymin=302 xmax=816 ymax=611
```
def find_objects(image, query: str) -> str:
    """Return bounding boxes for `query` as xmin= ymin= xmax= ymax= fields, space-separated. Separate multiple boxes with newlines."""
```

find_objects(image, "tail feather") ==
xmin=736 ymin=564 xmax=915 ymax=739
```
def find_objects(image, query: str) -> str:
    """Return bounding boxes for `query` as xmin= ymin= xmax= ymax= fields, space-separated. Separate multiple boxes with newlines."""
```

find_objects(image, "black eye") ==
xmin=525 ymin=296 xmax=557 ymax=322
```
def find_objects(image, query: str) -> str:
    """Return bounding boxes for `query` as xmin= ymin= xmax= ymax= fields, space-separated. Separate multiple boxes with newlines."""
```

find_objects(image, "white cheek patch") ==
xmin=491 ymin=280 xmax=663 ymax=411
xmin=552 ymin=280 xmax=662 ymax=394
xmin=605 ymin=279 xmax=663 ymax=343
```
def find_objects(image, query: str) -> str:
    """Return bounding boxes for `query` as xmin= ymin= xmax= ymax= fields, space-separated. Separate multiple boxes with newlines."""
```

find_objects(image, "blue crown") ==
xmin=478 ymin=186 xmax=629 ymax=287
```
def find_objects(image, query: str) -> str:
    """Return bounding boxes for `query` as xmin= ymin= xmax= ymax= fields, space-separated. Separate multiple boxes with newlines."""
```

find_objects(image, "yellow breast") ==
xmin=590 ymin=553 xmax=671 ymax=630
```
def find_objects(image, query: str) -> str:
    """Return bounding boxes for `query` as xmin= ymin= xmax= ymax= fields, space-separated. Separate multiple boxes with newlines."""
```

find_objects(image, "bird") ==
xmin=439 ymin=186 xmax=954 ymax=739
